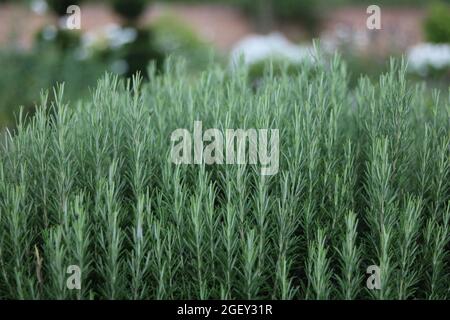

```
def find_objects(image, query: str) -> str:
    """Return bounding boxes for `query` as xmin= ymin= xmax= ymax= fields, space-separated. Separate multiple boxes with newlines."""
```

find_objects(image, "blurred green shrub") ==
xmin=0 ymin=47 xmax=104 ymax=129
xmin=342 ymin=54 xmax=390 ymax=87
xmin=83 ymin=15 xmax=216 ymax=78
xmin=165 ymin=0 xmax=320 ymax=34
xmin=247 ymin=58 xmax=302 ymax=83
xmin=152 ymin=15 xmax=216 ymax=72
xmin=116 ymin=28 xmax=164 ymax=78
xmin=106 ymin=0 xmax=163 ymax=77
xmin=46 ymin=0 xmax=83 ymax=16
xmin=424 ymin=2 xmax=450 ymax=43
xmin=110 ymin=0 xmax=148 ymax=22
xmin=81 ymin=25 xmax=164 ymax=78
xmin=271 ymin=0 xmax=318 ymax=32
xmin=35 ymin=27 xmax=82 ymax=52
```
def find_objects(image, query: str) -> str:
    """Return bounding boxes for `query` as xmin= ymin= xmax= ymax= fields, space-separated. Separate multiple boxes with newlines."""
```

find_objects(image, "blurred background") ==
xmin=1 ymin=0 xmax=450 ymax=130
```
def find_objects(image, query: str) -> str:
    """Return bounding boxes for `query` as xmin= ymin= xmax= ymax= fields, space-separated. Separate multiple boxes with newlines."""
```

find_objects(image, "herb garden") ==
xmin=0 ymin=56 xmax=449 ymax=299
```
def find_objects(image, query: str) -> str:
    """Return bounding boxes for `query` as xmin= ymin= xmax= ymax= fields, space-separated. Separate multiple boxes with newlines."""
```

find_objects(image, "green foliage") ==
xmin=0 ymin=47 xmax=105 ymax=129
xmin=46 ymin=0 xmax=83 ymax=17
xmin=247 ymin=58 xmax=303 ymax=84
xmin=329 ymin=0 xmax=444 ymax=5
xmin=110 ymin=0 xmax=149 ymax=22
xmin=342 ymin=54 xmax=392 ymax=88
xmin=152 ymin=15 xmax=217 ymax=72
xmin=0 ymin=58 xmax=449 ymax=299
xmin=35 ymin=27 xmax=82 ymax=52
xmin=158 ymin=0 xmax=319 ymax=32
xmin=236 ymin=0 xmax=319 ymax=33
xmin=272 ymin=0 xmax=318 ymax=32
xmin=93 ymin=16 xmax=216 ymax=78
xmin=106 ymin=0 xmax=163 ymax=78
xmin=115 ymin=27 xmax=164 ymax=78
xmin=424 ymin=2 xmax=450 ymax=43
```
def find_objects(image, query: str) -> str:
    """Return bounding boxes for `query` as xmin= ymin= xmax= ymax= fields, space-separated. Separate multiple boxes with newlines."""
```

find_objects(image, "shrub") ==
xmin=84 ymin=25 xmax=164 ymax=78
xmin=47 ymin=0 xmax=83 ymax=17
xmin=271 ymin=0 xmax=318 ymax=32
xmin=246 ymin=58 xmax=304 ymax=86
xmin=0 ymin=47 xmax=105 ymax=130
xmin=236 ymin=0 xmax=319 ymax=34
xmin=35 ymin=27 xmax=82 ymax=52
xmin=0 ymin=58 xmax=449 ymax=299
xmin=171 ymin=0 xmax=320 ymax=34
xmin=152 ymin=15 xmax=216 ymax=72
xmin=114 ymin=27 xmax=164 ymax=78
xmin=110 ymin=0 xmax=148 ymax=22
xmin=424 ymin=2 xmax=450 ymax=43
xmin=106 ymin=0 xmax=162 ymax=78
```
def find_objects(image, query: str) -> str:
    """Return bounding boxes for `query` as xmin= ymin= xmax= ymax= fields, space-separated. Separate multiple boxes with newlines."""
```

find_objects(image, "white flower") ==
xmin=81 ymin=24 xmax=137 ymax=51
xmin=31 ymin=0 xmax=48 ymax=15
xmin=407 ymin=43 xmax=450 ymax=76
xmin=230 ymin=32 xmax=314 ymax=68
xmin=105 ymin=25 xmax=137 ymax=49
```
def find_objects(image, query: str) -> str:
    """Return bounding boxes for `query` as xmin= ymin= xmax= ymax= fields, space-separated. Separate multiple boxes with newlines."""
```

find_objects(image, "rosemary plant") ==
xmin=0 ymin=57 xmax=449 ymax=299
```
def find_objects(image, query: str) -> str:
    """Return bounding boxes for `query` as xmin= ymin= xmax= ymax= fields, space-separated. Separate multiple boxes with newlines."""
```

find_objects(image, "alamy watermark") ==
xmin=366 ymin=5 xmax=381 ymax=30
xmin=366 ymin=265 xmax=381 ymax=290
xmin=66 ymin=265 xmax=81 ymax=290
xmin=170 ymin=121 xmax=279 ymax=176
xmin=65 ymin=5 xmax=81 ymax=30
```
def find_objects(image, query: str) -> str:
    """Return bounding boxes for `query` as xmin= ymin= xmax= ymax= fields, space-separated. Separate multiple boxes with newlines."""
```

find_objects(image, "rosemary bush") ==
xmin=0 ymin=56 xmax=449 ymax=300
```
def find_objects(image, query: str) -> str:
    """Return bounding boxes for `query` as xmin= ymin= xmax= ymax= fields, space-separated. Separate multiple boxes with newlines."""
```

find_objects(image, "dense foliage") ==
xmin=0 ymin=47 xmax=104 ymax=129
xmin=46 ymin=0 xmax=84 ymax=16
xmin=0 ymin=57 xmax=449 ymax=299
xmin=424 ymin=2 xmax=450 ymax=44
xmin=0 ymin=5 xmax=216 ymax=129
xmin=110 ymin=0 xmax=149 ymax=22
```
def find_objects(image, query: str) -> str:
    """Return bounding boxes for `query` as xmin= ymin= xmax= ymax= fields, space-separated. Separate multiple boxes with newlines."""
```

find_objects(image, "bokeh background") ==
xmin=1 ymin=0 xmax=450 ymax=130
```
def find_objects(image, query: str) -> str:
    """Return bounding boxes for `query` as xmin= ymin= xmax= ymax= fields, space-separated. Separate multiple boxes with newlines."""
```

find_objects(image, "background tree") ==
xmin=111 ymin=0 xmax=148 ymax=25
xmin=109 ymin=0 xmax=163 ymax=78
xmin=46 ymin=0 xmax=83 ymax=17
